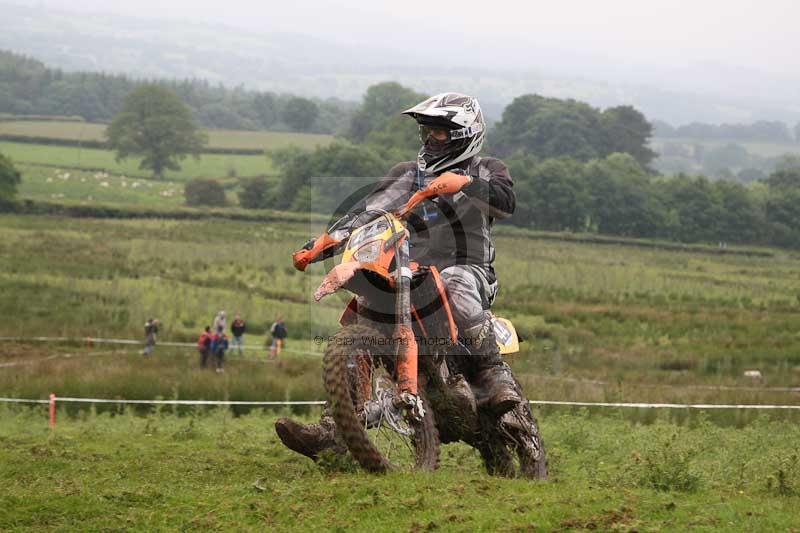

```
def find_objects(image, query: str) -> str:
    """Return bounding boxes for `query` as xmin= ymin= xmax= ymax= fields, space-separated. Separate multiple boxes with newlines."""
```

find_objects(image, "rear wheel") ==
xmin=323 ymin=324 xmax=440 ymax=472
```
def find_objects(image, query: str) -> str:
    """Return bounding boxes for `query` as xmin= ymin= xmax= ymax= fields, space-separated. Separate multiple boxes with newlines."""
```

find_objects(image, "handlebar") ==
xmin=395 ymin=171 xmax=472 ymax=219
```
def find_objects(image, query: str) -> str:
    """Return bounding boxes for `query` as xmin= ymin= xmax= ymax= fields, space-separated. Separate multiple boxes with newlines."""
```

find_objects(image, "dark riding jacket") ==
xmin=363 ymin=157 xmax=515 ymax=277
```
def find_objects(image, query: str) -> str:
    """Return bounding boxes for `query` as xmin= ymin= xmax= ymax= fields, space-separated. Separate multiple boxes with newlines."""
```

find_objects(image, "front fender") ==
xmin=313 ymin=262 xmax=363 ymax=301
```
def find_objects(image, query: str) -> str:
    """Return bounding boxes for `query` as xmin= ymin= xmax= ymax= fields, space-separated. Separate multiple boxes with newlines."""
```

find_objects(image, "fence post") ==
xmin=49 ymin=393 xmax=56 ymax=429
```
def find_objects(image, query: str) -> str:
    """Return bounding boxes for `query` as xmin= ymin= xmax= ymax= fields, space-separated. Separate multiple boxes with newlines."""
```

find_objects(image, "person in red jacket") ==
xmin=197 ymin=326 xmax=212 ymax=368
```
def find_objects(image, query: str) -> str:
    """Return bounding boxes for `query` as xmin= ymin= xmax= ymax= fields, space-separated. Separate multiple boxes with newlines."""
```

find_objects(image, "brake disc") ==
xmin=362 ymin=388 xmax=413 ymax=437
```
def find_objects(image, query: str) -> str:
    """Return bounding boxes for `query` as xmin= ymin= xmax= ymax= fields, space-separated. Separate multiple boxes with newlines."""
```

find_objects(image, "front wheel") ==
xmin=323 ymin=324 xmax=440 ymax=472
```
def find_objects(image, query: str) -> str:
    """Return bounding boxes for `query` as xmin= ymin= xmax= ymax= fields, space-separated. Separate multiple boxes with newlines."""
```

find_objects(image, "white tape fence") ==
xmin=1 ymin=396 xmax=799 ymax=409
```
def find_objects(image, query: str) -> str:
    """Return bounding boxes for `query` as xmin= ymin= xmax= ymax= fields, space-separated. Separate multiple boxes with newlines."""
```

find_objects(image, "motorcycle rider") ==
xmin=276 ymin=92 xmax=521 ymax=461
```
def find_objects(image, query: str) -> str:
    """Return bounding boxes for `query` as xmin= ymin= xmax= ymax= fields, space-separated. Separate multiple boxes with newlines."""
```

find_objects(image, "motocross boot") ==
xmin=274 ymin=410 xmax=346 ymax=461
xmin=464 ymin=317 xmax=523 ymax=417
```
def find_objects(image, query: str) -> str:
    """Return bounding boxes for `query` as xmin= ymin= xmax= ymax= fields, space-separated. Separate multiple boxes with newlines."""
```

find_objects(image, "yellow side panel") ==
xmin=493 ymin=316 xmax=520 ymax=355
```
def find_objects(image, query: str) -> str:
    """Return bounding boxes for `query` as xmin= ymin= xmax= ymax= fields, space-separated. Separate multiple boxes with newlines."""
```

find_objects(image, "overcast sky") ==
xmin=24 ymin=0 xmax=800 ymax=75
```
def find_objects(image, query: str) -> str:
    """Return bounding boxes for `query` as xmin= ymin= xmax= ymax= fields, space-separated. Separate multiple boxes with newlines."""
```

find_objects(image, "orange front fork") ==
xmin=393 ymin=238 xmax=418 ymax=396
xmin=395 ymin=324 xmax=418 ymax=395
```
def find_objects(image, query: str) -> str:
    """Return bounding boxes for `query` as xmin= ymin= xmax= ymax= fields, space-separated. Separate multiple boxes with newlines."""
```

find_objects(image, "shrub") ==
xmin=766 ymin=453 xmax=800 ymax=496
xmin=184 ymin=178 xmax=226 ymax=207
xmin=0 ymin=151 xmax=22 ymax=200
xmin=237 ymin=177 xmax=271 ymax=209
xmin=635 ymin=431 xmax=701 ymax=492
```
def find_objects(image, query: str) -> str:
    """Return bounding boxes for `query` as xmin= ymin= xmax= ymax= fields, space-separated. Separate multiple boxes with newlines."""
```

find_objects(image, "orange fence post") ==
xmin=49 ymin=393 xmax=56 ymax=429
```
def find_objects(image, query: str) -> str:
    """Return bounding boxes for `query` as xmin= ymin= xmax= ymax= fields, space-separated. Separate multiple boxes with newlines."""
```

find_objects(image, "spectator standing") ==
xmin=142 ymin=318 xmax=159 ymax=356
xmin=230 ymin=313 xmax=246 ymax=356
xmin=269 ymin=315 xmax=287 ymax=359
xmin=214 ymin=333 xmax=229 ymax=373
xmin=197 ymin=326 xmax=212 ymax=367
xmin=212 ymin=310 xmax=227 ymax=334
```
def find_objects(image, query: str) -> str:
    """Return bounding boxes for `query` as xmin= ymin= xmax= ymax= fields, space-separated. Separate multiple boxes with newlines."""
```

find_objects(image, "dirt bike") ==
xmin=292 ymin=179 xmax=547 ymax=478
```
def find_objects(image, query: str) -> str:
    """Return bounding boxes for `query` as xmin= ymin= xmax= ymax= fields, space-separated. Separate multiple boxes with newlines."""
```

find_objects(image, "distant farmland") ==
xmin=0 ymin=141 xmax=275 ymax=180
xmin=0 ymin=120 xmax=334 ymax=151
xmin=651 ymin=136 xmax=800 ymax=159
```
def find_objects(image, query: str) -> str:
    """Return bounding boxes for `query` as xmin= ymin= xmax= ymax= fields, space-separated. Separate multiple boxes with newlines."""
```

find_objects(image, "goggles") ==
xmin=418 ymin=122 xmax=483 ymax=143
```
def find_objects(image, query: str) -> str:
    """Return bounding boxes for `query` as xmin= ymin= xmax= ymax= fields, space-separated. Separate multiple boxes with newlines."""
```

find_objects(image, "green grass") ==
xmin=1 ymin=406 xmax=799 ymax=530
xmin=0 ymin=344 xmax=326 ymax=414
xmin=0 ymin=120 xmax=334 ymax=151
xmin=16 ymin=164 xmax=187 ymax=207
xmin=0 ymin=141 xmax=275 ymax=180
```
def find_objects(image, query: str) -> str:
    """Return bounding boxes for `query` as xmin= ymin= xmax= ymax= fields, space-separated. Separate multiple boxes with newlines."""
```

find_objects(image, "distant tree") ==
xmin=737 ymin=167 xmax=766 ymax=183
xmin=659 ymin=142 xmax=692 ymax=158
xmin=702 ymin=143 xmax=750 ymax=174
xmin=107 ymin=84 xmax=207 ymax=178
xmin=196 ymin=102 xmax=248 ymax=130
xmin=670 ymin=120 xmax=791 ymax=143
xmin=676 ymin=122 xmax=718 ymax=138
xmin=0 ymin=152 xmax=22 ymax=201
xmin=0 ymin=51 xmax=358 ymax=134
xmin=765 ymin=187 xmax=800 ymax=247
xmin=491 ymin=94 xmax=654 ymax=165
xmin=347 ymin=82 xmax=427 ymax=143
xmin=601 ymin=106 xmax=657 ymax=167
xmin=747 ymin=121 xmax=792 ymax=142
xmin=584 ymin=153 xmax=664 ymax=236
xmin=651 ymin=120 xmax=676 ymax=137
xmin=691 ymin=143 xmax=706 ymax=162
xmin=290 ymin=185 xmax=326 ymax=213
xmin=774 ymin=154 xmax=800 ymax=172
xmin=184 ymin=178 xmax=226 ymax=207
xmin=763 ymin=167 xmax=800 ymax=190
xmin=492 ymin=94 xmax=602 ymax=160
xmin=795 ymin=122 xmax=800 ymax=143
xmin=237 ymin=177 xmax=271 ymax=209
xmin=521 ymin=157 xmax=589 ymax=231
xmin=363 ymin=113 xmax=423 ymax=163
xmin=272 ymin=141 xmax=387 ymax=213
xmin=281 ymin=97 xmax=319 ymax=132
xmin=712 ymin=180 xmax=764 ymax=244
xmin=656 ymin=175 xmax=723 ymax=243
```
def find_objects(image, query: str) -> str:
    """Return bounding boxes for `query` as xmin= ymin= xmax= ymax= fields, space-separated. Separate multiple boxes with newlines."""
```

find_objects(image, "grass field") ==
xmin=15 ymin=164 xmax=187 ymax=207
xmin=0 ymin=120 xmax=334 ymax=151
xmin=1 ymin=406 xmax=799 ymax=530
xmin=13 ymin=163 xmax=288 ymax=208
xmin=4 ymin=210 xmax=800 ymax=529
xmin=0 ymin=141 xmax=275 ymax=180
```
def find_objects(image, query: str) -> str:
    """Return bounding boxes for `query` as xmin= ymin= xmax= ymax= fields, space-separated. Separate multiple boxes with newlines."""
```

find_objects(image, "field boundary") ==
xmin=0 ymin=133 xmax=266 ymax=155
xmin=1 ymin=199 xmax=328 ymax=224
xmin=494 ymin=227 xmax=776 ymax=257
xmin=1 ymin=396 xmax=798 ymax=410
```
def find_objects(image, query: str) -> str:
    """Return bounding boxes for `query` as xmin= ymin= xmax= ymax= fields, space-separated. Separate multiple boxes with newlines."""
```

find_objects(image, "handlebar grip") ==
xmin=291 ymin=233 xmax=342 ymax=271
xmin=292 ymin=249 xmax=316 ymax=271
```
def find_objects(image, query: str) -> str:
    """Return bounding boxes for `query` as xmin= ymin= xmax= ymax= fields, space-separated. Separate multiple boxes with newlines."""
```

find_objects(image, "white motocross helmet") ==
xmin=402 ymin=92 xmax=486 ymax=174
